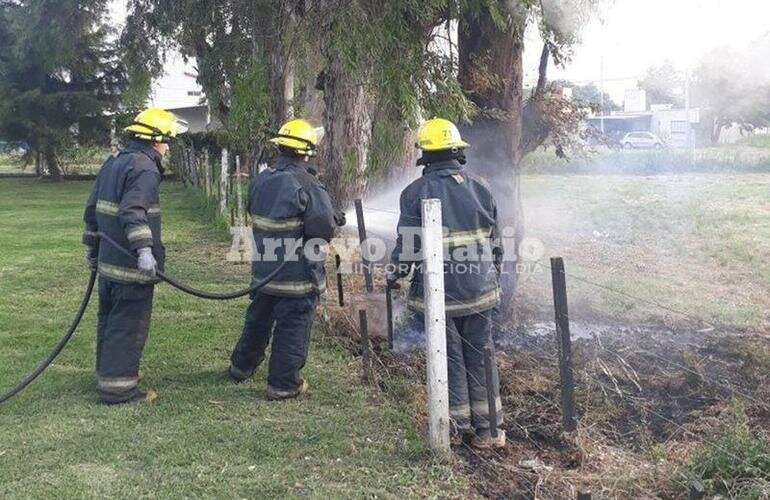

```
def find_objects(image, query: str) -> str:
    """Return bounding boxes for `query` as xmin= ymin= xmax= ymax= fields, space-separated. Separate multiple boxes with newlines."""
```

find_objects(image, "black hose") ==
xmin=0 ymin=235 xmax=288 ymax=404
xmin=97 ymin=232 xmax=287 ymax=300
xmin=0 ymin=270 xmax=97 ymax=405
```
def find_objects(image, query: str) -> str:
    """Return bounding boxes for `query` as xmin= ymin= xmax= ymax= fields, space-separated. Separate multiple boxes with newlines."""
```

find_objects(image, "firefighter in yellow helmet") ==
xmin=388 ymin=117 xmax=505 ymax=448
xmin=82 ymin=108 xmax=187 ymax=404
xmin=228 ymin=118 xmax=345 ymax=400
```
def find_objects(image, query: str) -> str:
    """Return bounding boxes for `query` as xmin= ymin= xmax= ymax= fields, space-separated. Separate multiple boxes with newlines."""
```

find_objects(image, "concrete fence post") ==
xmin=421 ymin=198 xmax=450 ymax=454
xmin=235 ymin=155 xmax=244 ymax=226
xmin=203 ymin=149 xmax=212 ymax=197
xmin=219 ymin=148 xmax=229 ymax=216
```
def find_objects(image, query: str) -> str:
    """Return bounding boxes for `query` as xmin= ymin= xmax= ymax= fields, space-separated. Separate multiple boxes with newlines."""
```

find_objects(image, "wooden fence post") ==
xmin=359 ymin=309 xmax=372 ymax=383
xmin=551 ymin=257 xmax=577 ymax=433
xmin=219 ymin=148 xmax=229 ymax=216
xmin=688 ymin=481 xmax=705 ymax=500
xmin=335 ymin=254 xmax=344 ymax=306
xmin=180 ymin=146 xmax=189 ymax=186
xmin=422 ymin=198 xmax=450 ymax=453
xmin=385 ymin=284 xmax=394 ymax=350
xmin=577 ymin=489 xmax=592 ymax=500
xmin=484 ymin=347 xmax=499 ymax=438
xmin=354 ymin=199 xmax=374 ymax=293
xmin=189 ymin=143 xmax=199 ymax=188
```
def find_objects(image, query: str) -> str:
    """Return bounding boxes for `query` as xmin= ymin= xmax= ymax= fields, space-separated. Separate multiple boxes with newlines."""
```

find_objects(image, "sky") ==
xmin=522 ymin=0 xmax=770 ymax=102
xmin=109 ymin=0 xmax=770 ymax=107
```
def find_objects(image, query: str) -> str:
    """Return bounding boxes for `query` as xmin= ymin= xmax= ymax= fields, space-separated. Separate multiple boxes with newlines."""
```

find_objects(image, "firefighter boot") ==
xmin=266 ymin=379 xmax=309 ymax=401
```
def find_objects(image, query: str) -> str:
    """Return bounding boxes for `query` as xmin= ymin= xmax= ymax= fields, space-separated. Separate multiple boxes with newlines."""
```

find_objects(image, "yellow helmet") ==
xmin=124 ymin=108 xmax=188 ymax=143
xmin=416 ymin=117 xmax=469 ymax=151
xmin=269 ymin=118 xmax=318 ymax=156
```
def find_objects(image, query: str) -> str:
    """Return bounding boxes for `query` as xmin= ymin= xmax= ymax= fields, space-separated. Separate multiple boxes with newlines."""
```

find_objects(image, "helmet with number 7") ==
xmin=415 ymin=118 xmax=470 ymax=151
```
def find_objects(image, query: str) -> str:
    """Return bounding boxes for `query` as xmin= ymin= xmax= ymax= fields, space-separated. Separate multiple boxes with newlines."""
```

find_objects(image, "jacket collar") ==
xmin=124 ymin=140 xmax=164 ymax=174
xmin=421 ymin=159 xmax=462 ymax=177
xmin=273 ymin=154 xmax=319 ymax=176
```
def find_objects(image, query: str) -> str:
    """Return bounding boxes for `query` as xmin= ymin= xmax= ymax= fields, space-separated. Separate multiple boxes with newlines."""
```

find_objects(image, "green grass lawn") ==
xmin=0 ymin=179 xmax=463 ymax=498
xmin=518 ymin=173 xmax=770 ymax=331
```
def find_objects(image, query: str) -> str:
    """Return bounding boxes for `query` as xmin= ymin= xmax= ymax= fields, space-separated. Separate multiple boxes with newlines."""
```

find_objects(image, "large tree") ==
xmin=638 ymin=60 xmax=684 ymax=108
xmin=457 ymin=0 xmax=598 ymax=314
xmin=0 ymin=0 xmax=126 ymax=180
xmin=692 ymin=40 xmax=770 ymax=143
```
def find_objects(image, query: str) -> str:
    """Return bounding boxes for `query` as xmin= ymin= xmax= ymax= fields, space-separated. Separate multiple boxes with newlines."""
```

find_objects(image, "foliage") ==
xmin=688 ymin=401 xmax=770 ymax=499
xmin=0 ymin=0 xmax=126 ymax=178
xmin=537 ymin=0 xmax=603 ymax=65
xmin=692 ymin=38 xmax=770 ymax=142
xmin=225 ymin=61 xmax=272 ymax=153
xmin=58 ymin=144 xmax=110 ymax=172
xmin=123 ymin=1 xmax=288 ymax=122
xmin=638 ymin=60 xmax=684 ymax=108
xmin=311 ymin=0 xmax=475 ymax=125
xmin=553 ymin=79 xmax=620 ymax=112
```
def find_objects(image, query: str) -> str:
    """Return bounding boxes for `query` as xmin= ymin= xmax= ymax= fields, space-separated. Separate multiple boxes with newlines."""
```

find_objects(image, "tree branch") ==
xmin=535 ymin=42 xmax=549 ymax=97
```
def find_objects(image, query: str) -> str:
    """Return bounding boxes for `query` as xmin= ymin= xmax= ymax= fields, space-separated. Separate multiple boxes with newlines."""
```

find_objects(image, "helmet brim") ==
xmin=418 ymin=140 xmax=470 ymax=151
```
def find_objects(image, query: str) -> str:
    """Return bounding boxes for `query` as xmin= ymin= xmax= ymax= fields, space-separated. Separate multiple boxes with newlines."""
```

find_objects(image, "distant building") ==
xmin=585 ymin=89 xmax=698 ymax=147
xmin=147 ymin=54 xmax=221 ymax=134
xmin=623 ymin=89 xmax=647 ymax=113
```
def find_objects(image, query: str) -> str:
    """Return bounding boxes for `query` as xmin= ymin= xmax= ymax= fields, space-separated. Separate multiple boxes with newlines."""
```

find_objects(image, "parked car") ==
xmin=620 ymin=132 xmax=664 ymax=150
xmin=0 ymin=141 xmax=30 ymax=155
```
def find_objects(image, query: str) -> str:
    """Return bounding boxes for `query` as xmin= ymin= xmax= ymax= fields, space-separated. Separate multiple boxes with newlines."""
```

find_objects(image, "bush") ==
xmin=58 ymin=145 xmax=111 ymax=174
xmin=688 ymin=401 xmax=770 ymax=499
xmin=520 ymin=146 xmax=770 ymax=174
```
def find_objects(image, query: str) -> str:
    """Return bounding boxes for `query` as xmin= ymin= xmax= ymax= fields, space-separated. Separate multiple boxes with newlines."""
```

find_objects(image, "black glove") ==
xmin=85 ymin=246 xmax=98 ymax=270
xmin=334 ymin=210 xmax=347 ymax=227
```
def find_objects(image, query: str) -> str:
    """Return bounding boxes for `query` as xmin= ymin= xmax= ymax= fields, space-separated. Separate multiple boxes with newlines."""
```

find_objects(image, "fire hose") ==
xmin=0 ymin=232 xmax=287 ymax=404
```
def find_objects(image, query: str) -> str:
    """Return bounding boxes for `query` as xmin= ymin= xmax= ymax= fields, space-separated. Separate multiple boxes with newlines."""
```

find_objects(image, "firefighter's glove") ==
xmin=137 ymin=247 xmax=157 ymax=277
xmin=334 ymin=210 xmax=347 ymax=227
xmin=85 ymin=246 xmax=98 ymax=270
xmin=386 ymin=272 xmax=401 ymax=290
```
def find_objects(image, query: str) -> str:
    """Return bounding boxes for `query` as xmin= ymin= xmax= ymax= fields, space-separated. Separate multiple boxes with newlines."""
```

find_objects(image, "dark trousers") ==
xmin=230 ymin=292 xmax=318 ymax=391
xmin=96 ymin=277 xmax=154 ymax=403
xmin=446 ymin=311 xmax=503 ymax=432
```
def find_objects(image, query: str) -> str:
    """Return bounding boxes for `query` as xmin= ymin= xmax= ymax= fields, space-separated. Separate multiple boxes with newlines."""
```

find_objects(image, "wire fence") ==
xmin=174 ymin=159 xmax=765 ymax=498
xmin=322 ymin=202 xmax=767 ymax=499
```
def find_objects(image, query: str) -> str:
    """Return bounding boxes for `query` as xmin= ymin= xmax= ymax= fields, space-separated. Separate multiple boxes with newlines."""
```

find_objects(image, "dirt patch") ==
xmin=458 ymin=327 xmax=770 ymax=498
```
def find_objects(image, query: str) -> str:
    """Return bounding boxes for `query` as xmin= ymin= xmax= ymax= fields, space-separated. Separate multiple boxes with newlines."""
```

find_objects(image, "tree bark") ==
xmin=458 ymin=4 xmax=526 ymax=321
xmin=43 ymin=143 xmax=63 ymax=181
xmin=318 ymin=58 xmax=373 ymax=209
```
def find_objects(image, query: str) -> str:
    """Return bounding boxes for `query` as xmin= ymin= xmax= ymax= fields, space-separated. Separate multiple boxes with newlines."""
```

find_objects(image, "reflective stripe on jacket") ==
xmin=82 ymin=140 xmax=165 ymax=285
xmin=391 ymin=160 xmax=502 ymax=317
xmin=249 ymin=155 xmax=336 ymax=297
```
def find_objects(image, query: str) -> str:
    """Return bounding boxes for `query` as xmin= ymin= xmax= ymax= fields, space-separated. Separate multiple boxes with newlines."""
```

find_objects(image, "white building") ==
xmin=148 ymin=54 xmax=220 ymax=133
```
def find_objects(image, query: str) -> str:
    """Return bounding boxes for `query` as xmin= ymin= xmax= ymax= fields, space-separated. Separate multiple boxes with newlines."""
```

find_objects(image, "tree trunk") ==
xmin=458 ymin=5 xmax=526 ymax=323
xmin=319 ymin=58 xmax=373 ymax=209
xmin=34 ymin=150 xmax=43 ymax=177
xmin=43 ymin=143 xmax=64 ymax=181
xmin=257 ymin=4 xmax=294 ymax=128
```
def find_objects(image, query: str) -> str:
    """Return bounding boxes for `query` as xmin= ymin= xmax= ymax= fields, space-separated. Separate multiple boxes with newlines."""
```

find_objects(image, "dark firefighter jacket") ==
xmin=82 ymin=140 xmax=165 ymax=285
xmin=391 ymin=159 xmax=502 ymax=317
xmin=249 ymin=154 xmax=336 ymax=297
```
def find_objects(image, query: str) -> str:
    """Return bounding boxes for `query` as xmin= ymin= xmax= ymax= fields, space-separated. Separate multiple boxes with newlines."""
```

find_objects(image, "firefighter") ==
xmin=228 ymin=118 xmax=343 ymax=400
xmin=82 ymin=108 xmax=187 ymax=404
xmin=387 ymin=118 xmax=505 ymax=448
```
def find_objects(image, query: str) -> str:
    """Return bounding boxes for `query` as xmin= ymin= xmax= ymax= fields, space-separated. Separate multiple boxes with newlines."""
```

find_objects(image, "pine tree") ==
xmin=0 ymin=0 xmax=126 ymax=180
